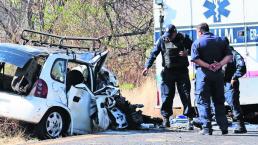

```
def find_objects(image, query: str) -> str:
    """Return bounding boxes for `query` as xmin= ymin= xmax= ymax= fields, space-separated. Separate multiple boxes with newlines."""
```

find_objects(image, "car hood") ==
xmin=0 ymin=43 xmax=47 ymax=68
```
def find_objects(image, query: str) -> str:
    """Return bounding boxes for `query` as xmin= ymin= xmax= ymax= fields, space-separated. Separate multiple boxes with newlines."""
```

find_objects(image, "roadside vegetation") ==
xmin=0 ymin=118 xmax=34 ymax=144
xmin=0 ymin=0 xmax=154 ymax=88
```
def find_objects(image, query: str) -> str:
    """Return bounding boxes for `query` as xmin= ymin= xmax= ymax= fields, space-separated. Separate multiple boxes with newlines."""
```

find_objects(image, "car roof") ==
xmin=0 ymin=43 xmax=107 ymax=68
xmin=0 ymin=43 xmax=48 ymax=68
xmin=0 ymin=43 xmax=48 ymax=55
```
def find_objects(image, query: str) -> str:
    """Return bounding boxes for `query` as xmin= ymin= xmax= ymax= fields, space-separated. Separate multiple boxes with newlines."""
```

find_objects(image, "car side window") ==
xmin=67 ymin=62 xmax=91 ymax=89
xmin=51 ymin=59 xmax=66 ymax=83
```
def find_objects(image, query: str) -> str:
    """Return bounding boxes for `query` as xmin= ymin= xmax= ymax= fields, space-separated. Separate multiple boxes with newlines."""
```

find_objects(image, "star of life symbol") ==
xmin=203 ymin=0 xmax=230 ymax=22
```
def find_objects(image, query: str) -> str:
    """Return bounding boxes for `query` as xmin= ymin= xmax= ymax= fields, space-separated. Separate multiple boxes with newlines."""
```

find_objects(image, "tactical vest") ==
xmin=162 ymin=39 xmax=189 ymax=69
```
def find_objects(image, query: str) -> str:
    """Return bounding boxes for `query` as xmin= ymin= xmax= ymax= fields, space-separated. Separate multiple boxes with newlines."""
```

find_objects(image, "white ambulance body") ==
xmin=153 ymin=0 xmax=258 ymax=116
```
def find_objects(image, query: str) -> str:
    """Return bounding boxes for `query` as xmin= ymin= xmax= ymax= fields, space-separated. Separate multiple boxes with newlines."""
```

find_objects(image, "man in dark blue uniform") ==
xmin=142 ymin=24 xmax=194 ymax=129
xmin=223 ymin=38 xmax=247 ymax=133
xmin=191 ymin=23 xmax=232 ymax=135
xmin=192 ymin=38 xmax=247 ymax=134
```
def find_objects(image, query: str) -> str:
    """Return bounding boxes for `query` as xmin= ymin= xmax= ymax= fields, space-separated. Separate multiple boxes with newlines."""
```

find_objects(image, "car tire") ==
xmin=35 ymin=109 xmax=68 ymax=140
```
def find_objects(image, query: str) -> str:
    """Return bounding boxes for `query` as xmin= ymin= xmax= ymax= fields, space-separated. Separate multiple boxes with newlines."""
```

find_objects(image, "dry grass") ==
xmin=0 ymin=118 xmax=32 ymax=145
xmin=0 ymin=134 xmax=27 ymax=145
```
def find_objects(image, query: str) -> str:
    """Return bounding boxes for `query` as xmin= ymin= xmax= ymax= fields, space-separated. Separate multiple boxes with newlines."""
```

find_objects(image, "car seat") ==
xmin=66 ymin=69 xmax=84 ymax=93
xmin=11 ymin=59 xmax=39 ymax=94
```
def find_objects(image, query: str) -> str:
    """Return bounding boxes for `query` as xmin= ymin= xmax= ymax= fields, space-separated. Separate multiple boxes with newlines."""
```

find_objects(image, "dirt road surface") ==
xmin=26 ymin=128 xmax=258 ymax=145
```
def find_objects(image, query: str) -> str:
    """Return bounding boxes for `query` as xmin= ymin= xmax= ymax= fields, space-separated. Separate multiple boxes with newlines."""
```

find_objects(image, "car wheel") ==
xmin=35 ymin=109 xmax=68 ymax=140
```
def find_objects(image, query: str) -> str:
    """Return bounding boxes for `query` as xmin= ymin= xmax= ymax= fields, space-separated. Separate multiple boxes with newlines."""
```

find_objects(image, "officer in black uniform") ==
xmin=142 ymin=24 xmax=194 ymax=128
xmin=191 ymin=23 xmax=232 ymax=135
xmin=223 ymin=38 xmax=247 ymax=133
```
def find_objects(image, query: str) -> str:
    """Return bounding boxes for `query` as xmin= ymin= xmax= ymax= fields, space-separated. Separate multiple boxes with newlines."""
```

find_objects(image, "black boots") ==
xmin=191 ymin=117 xmax=203 ymax=129
xmin=221 ymin=130 xmax=228 ymax=135
xmin=161 ymin=117 xmax=170 ymax=128
xmin=199 ymin=128 xmax=213 ymax=135
xmin=187 ymin=118 xmax=194 ymax=130
xmin=233 ymin=120 xmax=247 ymax=133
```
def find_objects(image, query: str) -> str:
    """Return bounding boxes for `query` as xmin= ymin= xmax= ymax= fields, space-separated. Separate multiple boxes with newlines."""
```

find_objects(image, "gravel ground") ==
xmin=26 ymin=126 xmax=258 ymax=145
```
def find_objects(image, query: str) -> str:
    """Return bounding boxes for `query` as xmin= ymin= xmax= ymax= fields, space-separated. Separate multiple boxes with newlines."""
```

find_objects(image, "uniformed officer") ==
xmin=191 ymin=23 xmax=232 ymax=135
xmin=223 ymin=38 xmax=247 ymax=133
xmin=142 ymin=24 xmax=195 ymax=128
xmin=192 ymin=41 xmax=247 ymax=133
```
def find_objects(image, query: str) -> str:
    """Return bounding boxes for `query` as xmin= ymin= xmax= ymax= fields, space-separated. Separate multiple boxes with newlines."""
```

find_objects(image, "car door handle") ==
xmin=73 ymin=96 xmax=80 ymax=102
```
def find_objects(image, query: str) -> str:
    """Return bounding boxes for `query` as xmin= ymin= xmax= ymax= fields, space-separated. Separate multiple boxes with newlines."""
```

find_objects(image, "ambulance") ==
xmin=153 ymin=0 xmax=258 ymax=121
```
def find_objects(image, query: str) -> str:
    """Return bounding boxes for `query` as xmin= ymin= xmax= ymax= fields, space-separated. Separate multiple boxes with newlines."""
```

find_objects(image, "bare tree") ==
xmin=100 ymin=0 xmax=153 ymax=85
xmin=0 ymin=0 xmax=22 ymax=42
xmin=0 ymin=0 xmax=67 ymax=42
xmin=0 ymin=0 xmax=153 ymax=85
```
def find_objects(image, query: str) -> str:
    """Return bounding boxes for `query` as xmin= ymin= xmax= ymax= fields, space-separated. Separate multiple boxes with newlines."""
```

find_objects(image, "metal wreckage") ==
xmin=0 ymin=30 xmax=162 ymax=139
xmin=90 ymin=82 xmax=163 ymax=131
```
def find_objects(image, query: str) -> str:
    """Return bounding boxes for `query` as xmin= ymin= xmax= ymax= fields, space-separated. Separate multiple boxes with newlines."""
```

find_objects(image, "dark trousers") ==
xmin=160 ymin=68 xmax=194 ymax=118
xmin=211 ymin=80 xmax=243 ymax=120
xmin=224 ymin=80 xmax=243 ymax=120
xmin=195 ymin=68 xmax=228 ymax=131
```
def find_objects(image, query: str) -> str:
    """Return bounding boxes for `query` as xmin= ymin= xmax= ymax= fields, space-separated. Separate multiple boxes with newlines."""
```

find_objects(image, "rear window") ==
xmin=0 ymin=57 xmax=44 ymax=94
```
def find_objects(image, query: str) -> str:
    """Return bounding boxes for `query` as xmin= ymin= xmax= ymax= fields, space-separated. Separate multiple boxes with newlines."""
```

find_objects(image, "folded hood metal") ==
xmin=79 ymin=50 xmax=108 ymax=73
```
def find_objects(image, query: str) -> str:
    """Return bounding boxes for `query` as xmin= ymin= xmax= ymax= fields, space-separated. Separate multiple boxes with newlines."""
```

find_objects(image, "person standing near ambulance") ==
xmin=191 ymin=23 xmax=232 ymax=135
xmin=223 ymin=37 xmax=247 ymax=133
xmin=142 ymin=24 xmax=195 ymax=128
xmin=192 ymin=36 xmax=247 ymax=134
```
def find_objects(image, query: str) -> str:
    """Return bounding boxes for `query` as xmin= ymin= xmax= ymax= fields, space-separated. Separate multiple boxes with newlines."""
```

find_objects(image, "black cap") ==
xmin=164 ymin=24 xmax=177 ymax=37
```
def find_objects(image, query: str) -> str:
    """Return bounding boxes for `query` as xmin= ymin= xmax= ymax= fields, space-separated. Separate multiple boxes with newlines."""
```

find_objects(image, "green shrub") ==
xmin=120 ymin=83 xmax=135 ymax=90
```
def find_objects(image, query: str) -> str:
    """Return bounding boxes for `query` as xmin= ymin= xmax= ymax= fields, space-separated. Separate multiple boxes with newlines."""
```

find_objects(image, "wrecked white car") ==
xmin=0 ymin=30 xmax=162 ymax=139
xmin=0 ymin=29 xmax=125 ymax=139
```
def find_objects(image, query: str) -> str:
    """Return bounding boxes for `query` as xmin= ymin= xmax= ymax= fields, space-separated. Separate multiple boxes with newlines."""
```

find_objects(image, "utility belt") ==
xmin=163 ymin=66 xmax=188 ymax=73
